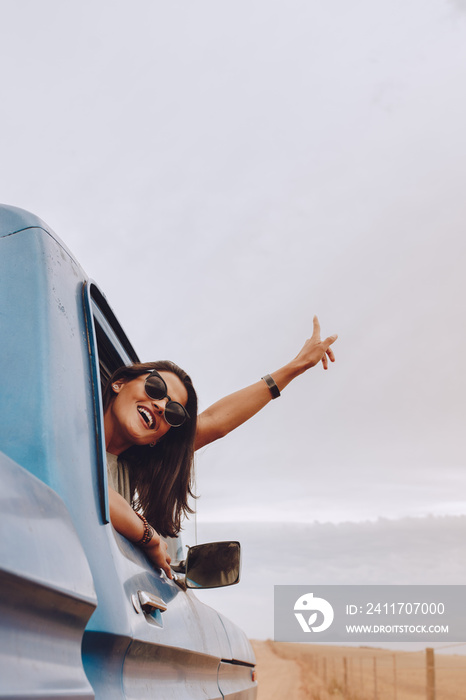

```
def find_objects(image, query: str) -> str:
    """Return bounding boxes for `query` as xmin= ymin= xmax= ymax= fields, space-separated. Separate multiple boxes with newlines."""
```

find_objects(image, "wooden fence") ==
xmin=269 ymin=642 xmax=466 ymax=700
xmin=307 ymin=648 xmax=465 ymax=699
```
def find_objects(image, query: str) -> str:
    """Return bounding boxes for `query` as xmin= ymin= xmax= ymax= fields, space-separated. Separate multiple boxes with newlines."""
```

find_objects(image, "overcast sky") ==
xmin=193 ymin=515 xmax=466 ymax=644
xmin=1 ymin=0 xmax=466 ymax=640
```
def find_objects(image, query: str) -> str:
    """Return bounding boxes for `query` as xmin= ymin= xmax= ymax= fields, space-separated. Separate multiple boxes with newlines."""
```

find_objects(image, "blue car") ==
xmin=0 ymin=204 xmax=257 ymax=699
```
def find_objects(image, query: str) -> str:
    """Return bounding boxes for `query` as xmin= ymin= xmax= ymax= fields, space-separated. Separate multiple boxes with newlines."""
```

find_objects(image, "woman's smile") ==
xmin=137 ymin=405 xmax=156 ymax=429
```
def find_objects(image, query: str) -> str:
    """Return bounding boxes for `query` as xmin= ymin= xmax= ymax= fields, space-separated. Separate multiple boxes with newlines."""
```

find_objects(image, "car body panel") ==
xmin=0 ymin=204 xmax=257 ymax=699
xmin=0 ymin=451 xmax=96 ymax=699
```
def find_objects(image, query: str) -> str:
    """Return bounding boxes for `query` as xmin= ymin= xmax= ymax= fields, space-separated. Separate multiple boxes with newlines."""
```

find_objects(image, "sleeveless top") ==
xmin=106 ymin=452 xmax=132 ymax=505
xmin=106 ymin=452 xmax=182 ymax=561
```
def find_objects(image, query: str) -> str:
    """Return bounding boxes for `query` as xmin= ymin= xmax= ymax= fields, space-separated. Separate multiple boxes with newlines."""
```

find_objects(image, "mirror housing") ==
xmin=172 ymin=541 xmax=241 ymax=589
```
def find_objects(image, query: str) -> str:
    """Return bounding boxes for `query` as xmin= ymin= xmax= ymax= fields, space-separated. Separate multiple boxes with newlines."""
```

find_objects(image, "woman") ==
xmin=104 ymin=316 xmax=337 ymax=579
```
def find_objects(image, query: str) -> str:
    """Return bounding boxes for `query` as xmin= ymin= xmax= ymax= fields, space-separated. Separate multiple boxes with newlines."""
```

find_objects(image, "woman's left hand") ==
xmin=195 ymin=315 xmax=338 ymax=450
xmin=292 ymin=315 xmax=338 ymax=372
xmin=144 ymin=537 xmax=173 ymax=579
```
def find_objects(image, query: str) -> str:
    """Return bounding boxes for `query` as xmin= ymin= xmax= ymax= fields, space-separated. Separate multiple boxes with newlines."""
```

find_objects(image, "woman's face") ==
xmin=105 ymin=370 xmax=189 ymax=455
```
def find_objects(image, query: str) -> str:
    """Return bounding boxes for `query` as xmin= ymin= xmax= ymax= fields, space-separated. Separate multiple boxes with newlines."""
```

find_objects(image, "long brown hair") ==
xmin=103 ymin=361 xmax=198 ymax=537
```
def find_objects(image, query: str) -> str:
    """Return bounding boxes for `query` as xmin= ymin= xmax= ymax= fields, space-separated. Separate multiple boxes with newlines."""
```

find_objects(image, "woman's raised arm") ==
xmin=194 ymin=316 xmax=338 ymax=451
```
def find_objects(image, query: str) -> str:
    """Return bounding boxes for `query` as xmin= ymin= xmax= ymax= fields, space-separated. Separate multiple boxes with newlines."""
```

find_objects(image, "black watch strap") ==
xmin=261 ymin=374 xmax=281 ymax=399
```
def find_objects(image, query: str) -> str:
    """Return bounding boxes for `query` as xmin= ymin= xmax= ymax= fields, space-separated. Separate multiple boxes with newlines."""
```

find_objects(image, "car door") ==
xmin=82 ymin=281 xmax=257 ymax=700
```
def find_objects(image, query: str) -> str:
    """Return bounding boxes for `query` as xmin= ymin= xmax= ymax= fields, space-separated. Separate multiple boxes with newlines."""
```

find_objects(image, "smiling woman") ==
xmin=103 ymin=360 xmax=198 ymax=577
xmin=103 ymin=317 xmax=338 ymax=579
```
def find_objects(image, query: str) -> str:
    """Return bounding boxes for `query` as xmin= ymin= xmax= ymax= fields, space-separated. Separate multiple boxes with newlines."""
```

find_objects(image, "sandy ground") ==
xmin=250 ymin=640 xmax=321 ymax=700
xmin=249 ymin=640 xmax=466 ymax=700
xmin=250 ymin=640 xmax=303 ymax=700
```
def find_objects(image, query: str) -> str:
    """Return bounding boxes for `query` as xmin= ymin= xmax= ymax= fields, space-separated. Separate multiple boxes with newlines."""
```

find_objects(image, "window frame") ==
xmin=82 ymin=281 xmax=139 ymax=523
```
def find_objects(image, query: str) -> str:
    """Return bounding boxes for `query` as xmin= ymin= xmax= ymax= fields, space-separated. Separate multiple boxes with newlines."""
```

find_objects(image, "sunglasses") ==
xmin=144 ymin=370 xmax=190 ymax=428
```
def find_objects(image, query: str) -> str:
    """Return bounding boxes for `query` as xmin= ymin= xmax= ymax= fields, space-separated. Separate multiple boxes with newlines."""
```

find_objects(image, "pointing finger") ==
xmin=311 ymin=315 xmax=321 ymax=340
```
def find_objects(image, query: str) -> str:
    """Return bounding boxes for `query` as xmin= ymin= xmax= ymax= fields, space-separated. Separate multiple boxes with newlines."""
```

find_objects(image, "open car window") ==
xmin=82 ymin=281 xmax=184 ymax=560
xmin=85 ymin=283 xmax=139 ymax=389
xmin=83 ymin=281 xmax=139 ymax=522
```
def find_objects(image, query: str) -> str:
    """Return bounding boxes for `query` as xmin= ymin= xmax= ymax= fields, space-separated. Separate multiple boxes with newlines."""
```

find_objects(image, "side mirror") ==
xmin=172 ymin=541 xmax=241 ymax=589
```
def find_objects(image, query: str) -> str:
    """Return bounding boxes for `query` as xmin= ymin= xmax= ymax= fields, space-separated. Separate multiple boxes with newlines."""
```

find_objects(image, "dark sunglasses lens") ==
xmin=164 ymin=402 xmax=187 ymax=427
xmin=145 ymin=373 xmax=167 ymax=400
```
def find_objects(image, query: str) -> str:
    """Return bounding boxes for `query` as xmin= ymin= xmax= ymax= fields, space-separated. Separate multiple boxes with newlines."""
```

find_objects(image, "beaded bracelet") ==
xmin=134 ymin=511 xmax=155 ymax=546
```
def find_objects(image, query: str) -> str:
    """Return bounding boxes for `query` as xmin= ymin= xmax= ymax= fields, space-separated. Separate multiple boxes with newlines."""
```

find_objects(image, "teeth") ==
xmin=138 ymin=406 xmax=154 ymax=428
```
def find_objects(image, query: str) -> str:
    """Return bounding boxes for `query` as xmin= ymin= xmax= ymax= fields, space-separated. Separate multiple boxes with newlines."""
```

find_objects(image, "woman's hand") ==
xmin=143 ymin=536 xmax=172 ymax=579
xmin=108 ymin=486 xmax=173 ymax=578
xmin=292 ymin=315 xmax=338 ymax=373
xmin=195 ymin=315 xmax=338 ymax=450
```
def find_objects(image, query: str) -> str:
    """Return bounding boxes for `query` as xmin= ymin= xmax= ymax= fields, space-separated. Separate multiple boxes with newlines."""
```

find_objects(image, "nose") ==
xmin=152 ymin=397 xmax=168 ymax=415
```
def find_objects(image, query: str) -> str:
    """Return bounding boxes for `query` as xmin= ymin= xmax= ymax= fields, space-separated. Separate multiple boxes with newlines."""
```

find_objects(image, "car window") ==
xmin=83 ymin=281 xmax=139 ymax=522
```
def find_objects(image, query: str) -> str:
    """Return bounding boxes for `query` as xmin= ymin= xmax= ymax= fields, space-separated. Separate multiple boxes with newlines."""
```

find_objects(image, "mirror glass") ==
xmin=185 ymin=541 xmax=241 ymax=589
